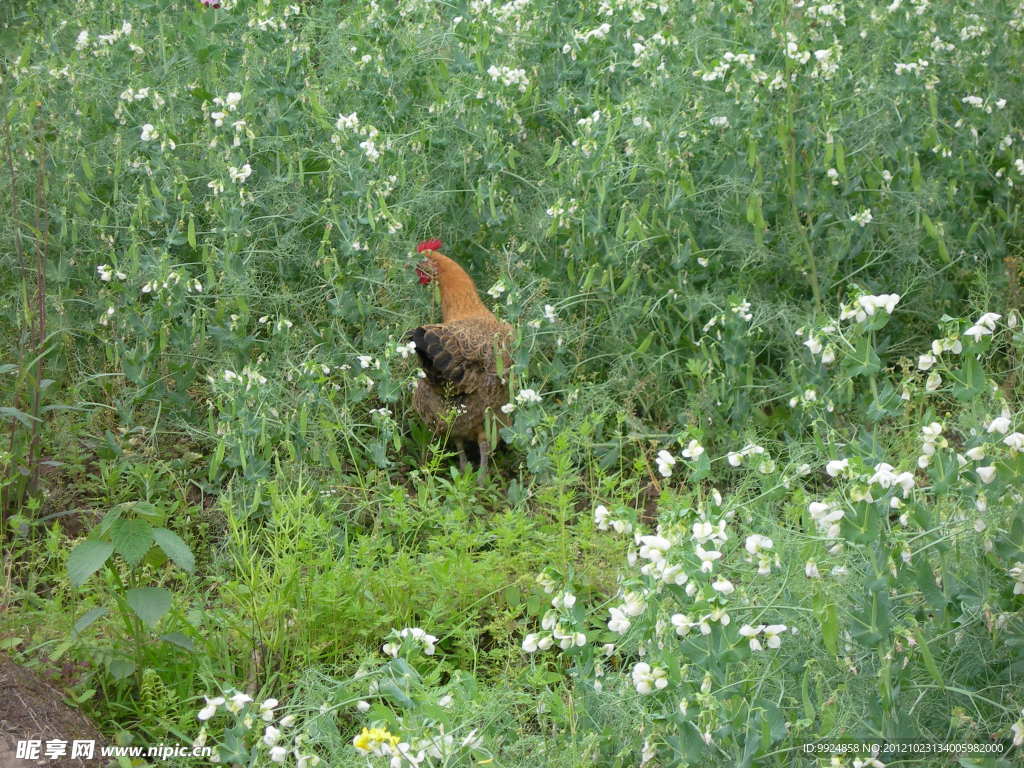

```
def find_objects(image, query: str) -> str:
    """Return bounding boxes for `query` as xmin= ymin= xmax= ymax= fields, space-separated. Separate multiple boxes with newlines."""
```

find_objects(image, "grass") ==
xmin=2 ymin=0 xmax=1024 ymax=765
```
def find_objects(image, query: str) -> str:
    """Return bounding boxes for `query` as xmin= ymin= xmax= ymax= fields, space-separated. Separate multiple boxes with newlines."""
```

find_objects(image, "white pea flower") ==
xmin=228 ymin=164 xmax=252 ymax=183
xmin=655 ymin=449 xmax=676 ymax=478
xmin=712 ymin=577 xmax=734 ymax=594
xmin=197 ymin=696 xmax=225 ymax=721
xmin=739 ymin=624 xmax=764 ymax=651
xmin=226 ymin=692 xmax=252 ymax=713
xmin=825 ymin=458 xmax=848 ymax=477
xmin=140 ymin=123 xmax=158 ymax=141
xmin=987 ymin=416 xmax=1011 ymax=434
xmin=977 ymin=312 xmax=1001 ymax=330
xmin=1003 ymin=432 xmax=1024 ymax=452
xmin=964 ymin=324 xmax=992 ymax=341
xmin=850 ymin=208 xmax=873 ymax=227
xmin=917 ymin=353 xmax=936 ymax=370
xmin=805 ymin=560 xmax=821 ymax=578
xmin=269 ymin=746 xmax=288 ymax=763
xmin=608 ymin=606 xmax=631 ymax=634
xmin=763 ymin=624 xmax=787 ymax=649
xmin=259 ymin=699 xmax=278 ymax=722
xmin=681 ymin=439 xmax=704 ymax=460
xmin=516 ymin=388 xmax=542 ymax=405
xmin=976 ymin=465 xmax=996 ymax=484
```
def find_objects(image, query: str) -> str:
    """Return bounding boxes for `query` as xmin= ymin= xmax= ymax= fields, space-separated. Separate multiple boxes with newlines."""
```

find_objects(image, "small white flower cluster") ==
xmin=867 ymin=462 xmax=915 ymax=498
xmin=894 ymin=59 xmax=929 ymax=76
xmin=228 ymin=163 xmax=253 ymax=184
xmin=96 ymin=264 xmax=127 ymax=282
xmin=220 ymin=366 xmax=269 ymax=391
xmin=487 ymin=65 xmax=530 ymax=92
xmin=808 ymin=500 xmax=845 ymax=552
xmin=382 ymin=627 xmax=438 ymax=658
xmin=839 ymin=293 xmax=900 ymax=323
xmin=396 ymin=340 xmax=417 ymax=359
xmin=730 ymin=300 xmax=752 ymax=322
xmin=357 ymin=355 xmax=380 ymax=370
xmin=594 ymin=504 xmax=633 ymax=535
xmin=917 ymin=422 xmax=946 ymax=468
xmin=737 ymin=623 xmax=788 ymax=651
xmin=210 ymin=91 xmax=242 ymax=127
xmin=573 ymin=22 xmax=611 ymax=44
xmin=515 ymin=388 xmax=542 ymax=405
xmin=963 ymin=311 xmax=1001 ymax=342
xmin=75 ymin=21 xmax=133 ymax=54
xmin=799 ymin=326 xmax=837 ymax=365
xmin=744 ymin=534 xmax=776 ymax=576
xmin=636 ymin=532 xmax=689 ymax=586
xmin=810 ymin=44 xmax=841 ymax=80
xmin=850 ymin=208 xmax=873 ymax=227
xmin=486 ymin=280 xmax=506 ymax=299
xmin=631 ymin=662 xmax=668 ymax=694
xmin=522 ymin=590 xmax=587 ymax=653
xmin=545 ymin=198 xmax=578 ymax=229
xmin=140 ymin=270 xmax=202 ymax=295
xmin=607 ymin=590 xmax=647 ymax=634
xmin=726 ymin=443 xmax=765 ymax=467
xmin=788 ymin=389 xmax=820 ymax=409
xmin=256 ymin=315 xmax=292 ymax=333
xmin=195 ymin=691 xmax=309 ymax=766
xmin=332 ymin=111 xmax=383 ymax=162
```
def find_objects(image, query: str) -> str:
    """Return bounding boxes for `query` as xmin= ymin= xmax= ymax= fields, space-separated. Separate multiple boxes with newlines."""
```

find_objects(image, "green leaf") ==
xmin=160 ymin=632 xmax=194 ymax=651
xmin=152 ymin=528 xmax=195 ymax=573
xmin=914 ymin=629 xmax=944 ymax=690
xmin=125 ymin=587 xmax=172 ymax=628
xmin=110 ymin=518 xmax=154 ymax=566
xmin=68 ymin=540 xmax=114 ymax=587
xmin=108 ymin=658 xmax=136 ymax=680
xmin=0 ymin=406 xmax=39 ymax=428
xmin=73 ymin=607 xmax=108 ymax=635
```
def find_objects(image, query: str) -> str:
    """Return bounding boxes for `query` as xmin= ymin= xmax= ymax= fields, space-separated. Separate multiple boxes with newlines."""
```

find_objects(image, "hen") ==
xmin=407 ymin=239 xmax=512 ymax=480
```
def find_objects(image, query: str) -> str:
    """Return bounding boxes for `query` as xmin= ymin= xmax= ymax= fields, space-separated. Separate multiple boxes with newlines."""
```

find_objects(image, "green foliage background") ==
xmin=1 ymin=0 xmax=1023 ymax=764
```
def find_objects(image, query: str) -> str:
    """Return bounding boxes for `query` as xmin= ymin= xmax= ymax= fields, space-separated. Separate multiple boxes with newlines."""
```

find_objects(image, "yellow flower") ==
xmin=352 ymin=727 xmax=399 ymax=753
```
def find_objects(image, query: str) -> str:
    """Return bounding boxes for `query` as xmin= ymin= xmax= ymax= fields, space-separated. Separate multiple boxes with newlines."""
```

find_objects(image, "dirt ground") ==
xmin=0 ymin=655 xmax=104 ymax=768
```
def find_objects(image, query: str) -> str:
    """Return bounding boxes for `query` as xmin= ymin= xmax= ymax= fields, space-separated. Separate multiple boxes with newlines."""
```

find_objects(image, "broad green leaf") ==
xmin=125 ymin=587 xmax=172 ymax=628
xmin=73 ymin=607 xmax=108 ymax=635
xmin=68 ymin=540 xmax=114 ymax=587
xmin=110 ymin=518 xmax=154 ymax=566
xmin=160 ymin=632 xmax=195 ymax=651
xmin=152 ymin=528 xmax=195 ymax=573
xmin=108 ymin=658 xmax=136 ymax=680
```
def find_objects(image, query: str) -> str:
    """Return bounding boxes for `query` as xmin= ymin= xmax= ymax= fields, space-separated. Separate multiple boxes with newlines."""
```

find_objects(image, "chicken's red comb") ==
xmin=417 ymin=239 xmax=443 ymax=253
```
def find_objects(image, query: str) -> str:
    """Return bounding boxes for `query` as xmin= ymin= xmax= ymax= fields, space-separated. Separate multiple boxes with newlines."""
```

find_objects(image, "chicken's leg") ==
xmin=477 ymin=437 xmax=490 ymax=484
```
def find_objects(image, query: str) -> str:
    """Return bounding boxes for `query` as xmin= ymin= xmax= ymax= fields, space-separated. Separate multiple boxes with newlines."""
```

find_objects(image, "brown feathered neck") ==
xmin=424 ymin=251 xmax=495 ymax=323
